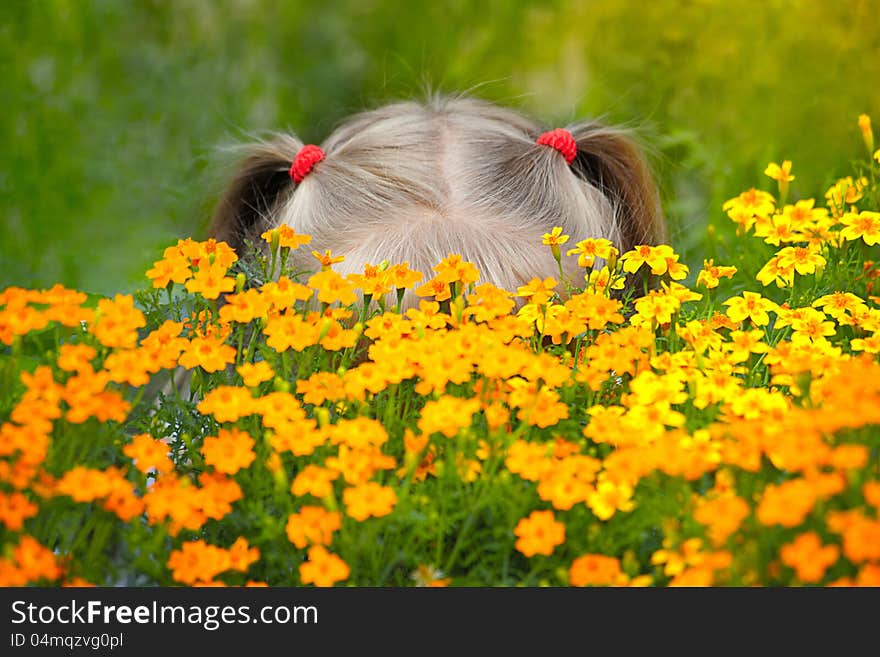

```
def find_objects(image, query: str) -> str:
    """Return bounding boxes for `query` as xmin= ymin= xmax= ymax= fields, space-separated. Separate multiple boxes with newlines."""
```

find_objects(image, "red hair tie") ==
xmin=289 ymin=144 xmax=325 ymax=183
xmin=536 ymin=128 xmax=577 ymax=165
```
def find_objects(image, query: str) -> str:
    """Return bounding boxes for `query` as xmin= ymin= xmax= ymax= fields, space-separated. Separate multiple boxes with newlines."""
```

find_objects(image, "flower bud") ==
xmin=859 ymin=114 xmax=875 ymax=155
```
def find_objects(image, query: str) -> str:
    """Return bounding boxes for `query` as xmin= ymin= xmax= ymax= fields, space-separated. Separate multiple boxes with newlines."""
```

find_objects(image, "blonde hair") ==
xmin=209 ymin=94 xmax=666 ymax=301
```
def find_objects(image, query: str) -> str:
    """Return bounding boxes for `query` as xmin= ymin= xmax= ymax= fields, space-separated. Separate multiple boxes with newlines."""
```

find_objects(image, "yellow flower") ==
xmin=566 ymin=237 xmax=618 ymax=268
xmin=311 ymin=249 xmax=345 ymax=270
xmin=839 ymin=211 xmax=880 ymax=246
xmin=620 ymin=244 xmax=676 ymax=276
xmin=585 ymin=266 xmax=625 ymax=295
xmin=765 ymin=160 xmax=795 ymax=204
xmin=775 ymin=245 xmax=826 ymax=276
xmin=587 ymin=476 xmax=635 ymax=520
xmin=722 ymin=291 xmax=778 ymax=326
xmin=634 ymin=290 xmax=680 ymax=326
xmin=764 ymin=160 xmax=795 ymax=183
xmin=414 ymin=276 xmax=452 ymax=302
xmin=542 ymin=227 xmax=569 ymax=261
xmin=541 ymin=226 xmax=570 ymax=246
xmin=696 ymin=259 xmax=737 ymax=289
xmin=433 ymin=254 xmax=480 ymax=285
xmin=514 ymin=277 xmax=557 ymax=305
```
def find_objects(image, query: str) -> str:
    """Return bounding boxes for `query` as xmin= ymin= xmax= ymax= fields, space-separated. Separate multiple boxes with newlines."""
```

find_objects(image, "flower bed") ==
xmin=1 ymin=119 xmax=879 ymax=587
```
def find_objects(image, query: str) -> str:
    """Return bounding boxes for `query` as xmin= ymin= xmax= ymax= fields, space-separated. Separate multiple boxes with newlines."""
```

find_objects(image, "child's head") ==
xmin=209 ymin=93 xmax=666 ymax=299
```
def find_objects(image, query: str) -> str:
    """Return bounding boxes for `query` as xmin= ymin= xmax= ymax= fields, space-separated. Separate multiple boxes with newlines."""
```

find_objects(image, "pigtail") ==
xmin=568 ymin=124 xmax=666 ymax=250
xmin=208 ymin=133 xmax=304 ymax=256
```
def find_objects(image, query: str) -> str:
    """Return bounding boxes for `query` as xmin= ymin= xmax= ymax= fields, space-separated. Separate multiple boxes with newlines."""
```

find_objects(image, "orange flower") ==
xmin=263 ymin=310 xmax=320 ymax=352
xmin=291 ymin=465 xmax=339 ymax=498
xmin=146 ymin=252 xmax=192 ymax=288
xmin=197 ymin=238 xmax=239 ymax=269
xmin=219 ymin=289 xmax=271 ymax=324
xmin=311 ymin=249 xmax=345 ymax=270
xmin=260 ymin=276 xmax=314 ymax=309
xmin=317 ymin=318 xmax=359 ymax=351
xmin=237 ymin=361 xmax=275 ymax=388
xmin=342 ymin=482 xmax=397 ymax=521
xmin=433 ymin=254 xmax=480 ymax=285
xmin=417 ymin=396 xmax=481 ymax=438
xmin=228 ymin=537 xmax=260 ymax=572
xmin=347 ymin=263 xmax=393 ymax=297
xmin=863 ymin=481 xmax=880 ymax=511
xmin=514 ymin=277 xmax=557 ymax=305
xmin=324 ymin=417 xmax=389 ymax=450
xmin=13 ymin=535 xmax=63 ymax=582
xmin=299 ymin=546 xmax=350 ymax=587
xmin=197 ymin=385 xmax=255 ymax=423
xmin=184 ymin=262 xmax=236 ymax=300
xmin=0 ymin=491 xmax=39 ymax=530
xmin=262 ymin=225 xmax=312 ymax=250
xmin=308 ymin=269 xmax=357 ymax=306
xmin=693 ymin=495 xmax=749 ymax=546
xmin=56 ymin=343 xmax=97 ymax=373
xmin=516 ymin=386 xmax=569 ymax=429
xmin=780 ymin=532 xmax=839 ymax=583
xmin=178 ymin=336 xmax=236 ymax=372
xmin=102 ymin=348 xmax=153 ymax=386
xmin=756 ymin=479 xmax=817 ymax=528
xmin=838 ymin=517 xmax=880 ymax=563
xmin=286 ymin=506 xmax=343 ymax=548
xmin=536 ymin=460 xmax=596 ymax=510
xmin=202 ymin=428 xmax=256 ymax=475
xmin=414 ymin=276 xmax=452 ymax=302
xmin=505 ymin=441 xmax=553 ymax=482
xmin=569 ymin=554 xmax=625 ymax=586
xmin=167 ymin=540 xmax=231 ymax=585
xmin=140 ymin=320 xmax=187 ymax=368
xmin=92 ymin=294 xmax=146 ymax=349
xmin=513 ymin=510 xmax=565 ymax=557
xmin=296 ymin=372 xmax=347 ymax=405
xmin=55 ymin=466 xmax=116 ymax=502
xmin=385 ymin=262 xmax=424 ymax=290
xmin=123 ymin=433 xmax=173 ymax=474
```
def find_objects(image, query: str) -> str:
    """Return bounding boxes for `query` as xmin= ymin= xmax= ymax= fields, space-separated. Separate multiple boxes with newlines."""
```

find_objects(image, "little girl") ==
xmin=209 ymin=93 xmax=666 ymax=299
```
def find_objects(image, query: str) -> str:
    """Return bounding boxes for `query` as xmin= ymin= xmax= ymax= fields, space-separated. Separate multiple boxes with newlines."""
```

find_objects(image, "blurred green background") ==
xmin=2 ymin=0 xmax=878 ymax=296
